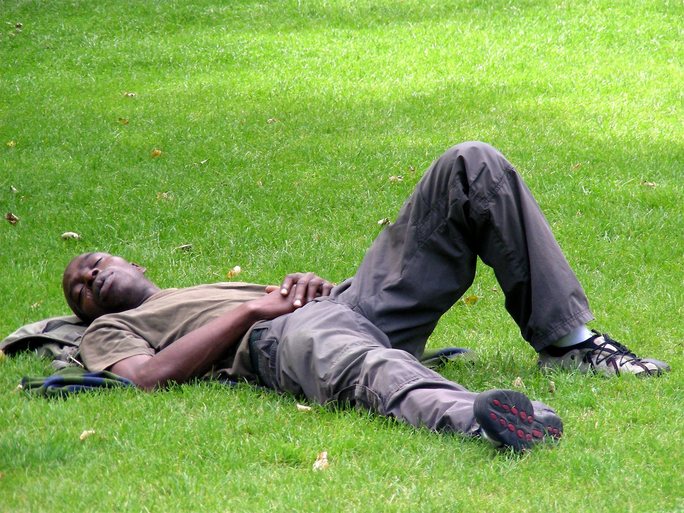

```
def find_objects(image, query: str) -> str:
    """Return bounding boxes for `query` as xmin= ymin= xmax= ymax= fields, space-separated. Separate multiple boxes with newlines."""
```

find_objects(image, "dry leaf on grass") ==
xmin=5 ymin=213 xmax=19 ymax=225
xmin=377 ymin=218 xmax=390 ymax=226
xmin=226 ymin=266 xmax=242 ymax=279
xmin=118 ymin=118 xmax=129 ymax=125
xmin=79 ymin=430 xmax=96 ymax=441
xmin=123 ymin=92 xmax=137 ymax=97
xmin=641 ymin=181 xmax=657 ymax=188
xmin=296 ymin=403 xmax=312 ymax=412
xmin=61 ymin=231 xmax=81 ymax=240
xmin=463 ymin=295 xmax=479 ymax=306
xmin=6 ymin=140 xmax=16 ymax=148
xmin=512 ymin=376 xmax=525 ymax=388
xmin=389 ymin=175 xmax=404 ymax=183
xmin=10 ymin=185 xmax=18 ymax=193
xmin=548 ymin=381 xmax=556 ymax=394
xmin=312 ymin=451 xmax=329 ymax=471
xmin=151 ymin=149 xmax=162 ymax=158
xmin=267 ymin=118 xmax=279 ymax=124
xmin=175 ymin=244 xmax=193 ymax=252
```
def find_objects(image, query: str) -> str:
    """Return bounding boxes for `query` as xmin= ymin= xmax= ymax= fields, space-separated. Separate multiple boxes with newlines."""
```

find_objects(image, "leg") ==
xmin=335 ymin=141 xmax=593 ymax=354
xmin=258 ymin=301 xmax=562 ymax=450
xmin=267 ymin=301 xmax=481 ymax=435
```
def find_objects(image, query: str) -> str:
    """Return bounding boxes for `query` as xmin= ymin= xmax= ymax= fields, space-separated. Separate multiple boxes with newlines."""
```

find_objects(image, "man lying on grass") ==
xmin=62 ymin=142 xmax=669 ymax=452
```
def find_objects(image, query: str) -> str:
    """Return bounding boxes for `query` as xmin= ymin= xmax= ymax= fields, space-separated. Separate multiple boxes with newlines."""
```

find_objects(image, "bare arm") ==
xmin=111 ymin=273 xmax=333 ymax=390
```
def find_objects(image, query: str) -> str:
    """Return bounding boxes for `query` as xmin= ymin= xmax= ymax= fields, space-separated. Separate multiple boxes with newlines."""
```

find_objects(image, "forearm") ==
xmin=134 ymin=302 xmax=261 ymax=389
xmin=114 ymin=275 xmax=332 ymax=391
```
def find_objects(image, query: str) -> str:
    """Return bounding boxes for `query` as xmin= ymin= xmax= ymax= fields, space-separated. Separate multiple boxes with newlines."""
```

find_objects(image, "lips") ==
xmin=92 ymin=270 xmax=114 ymax=304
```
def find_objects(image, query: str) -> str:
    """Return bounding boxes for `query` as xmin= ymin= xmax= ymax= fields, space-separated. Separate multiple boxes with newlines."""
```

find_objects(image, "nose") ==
xmin=84 ymin=267 xmax=100 ymax=286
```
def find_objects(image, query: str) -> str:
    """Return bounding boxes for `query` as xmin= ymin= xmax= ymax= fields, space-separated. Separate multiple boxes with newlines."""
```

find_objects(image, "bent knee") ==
xmin=442 ymin=141 xmax=506 ymax=167
xmin=431 ymin=141 xmax=515 ymax=190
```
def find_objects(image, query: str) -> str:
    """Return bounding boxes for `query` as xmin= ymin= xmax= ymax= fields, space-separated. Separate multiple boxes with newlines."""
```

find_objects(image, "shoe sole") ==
xmin=474 ymin=389 xmax=563 ymax=452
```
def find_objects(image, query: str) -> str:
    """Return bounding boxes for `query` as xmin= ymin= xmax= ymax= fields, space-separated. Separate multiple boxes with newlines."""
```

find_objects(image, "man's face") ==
xmin=62 ymin=252 xmax=154 ymax=322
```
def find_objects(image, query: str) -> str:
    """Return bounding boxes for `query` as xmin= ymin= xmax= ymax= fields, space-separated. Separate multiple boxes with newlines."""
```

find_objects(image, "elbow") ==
xmin=130 ymin=370 xmax=168 ymax=391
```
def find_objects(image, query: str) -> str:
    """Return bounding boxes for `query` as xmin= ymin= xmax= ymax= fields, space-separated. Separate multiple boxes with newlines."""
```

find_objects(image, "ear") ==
xmin=131 ymin=262 xmax=147 ymax=274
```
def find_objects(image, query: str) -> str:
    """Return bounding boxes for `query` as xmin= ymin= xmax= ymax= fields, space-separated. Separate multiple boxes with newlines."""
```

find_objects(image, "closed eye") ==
xmin=77 ymin=285 xmax=85 ymax=309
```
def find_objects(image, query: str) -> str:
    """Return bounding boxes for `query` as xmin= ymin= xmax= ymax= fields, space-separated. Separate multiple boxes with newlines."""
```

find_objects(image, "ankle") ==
xmin=552 ymin=325 xmax=594 ymax=348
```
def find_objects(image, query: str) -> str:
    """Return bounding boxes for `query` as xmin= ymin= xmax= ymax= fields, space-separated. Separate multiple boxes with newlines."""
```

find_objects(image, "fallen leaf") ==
xmin=312 ymin=451 xmax=329 ymax=471
xmin=175 ymin=244 xmax=193 ymax=252
xmin=123 ymin=92 xmax=137 ymax=97
xmin=571 ymin=163 xmax=583 ymax=171
xmin=463 ymin=295 xmax=479 ymax=306
xmin=15 ymin=22 xmax=23 ymax=29
xmin=156 ymin=191 xmax=172 ymax=201
xmin=118 ymin=118 xmax=129 ymax=125
xmin=79 ymin=430 xmax=96 ymax=441
xmin=512 ymin=376 xmax=524 ymax=388
xmin=377 ymin=218 xmax=390 ymax=226
xmin=199 ymin=159 xmax=208 ymax=165
xmin=641 ymin=181 xmax=657 ymax=188
xmin=10 ymin=185 xmax=18 ymax=193
xmin=61 ymin=231 xmax=81 ymax=240
xmin=226 ymin=265 xmax=242 ymax=279
xmin=548 ymin=381 xmax=556 ymax=394
xmin=267 ymin=117 xmax=279 ymax=124
xmin=151 ymin=149 xmax=162 ymax=158
xmin=408 ymin=165 xmax=416 ymax=173
xmin=6 ymin=140 xmax=16 ymax=148
xmin=30 ymin=301 xmax=42 ymax=309
xmin=296 ymin=403 xmax=312 ymax=412
xmin=389 ymin=175 xmax=404 ymax=183
xmin=5 ymin=212 xmax=19 ymax=225
xmin=14 ymin=384 xmax=23 ymax=392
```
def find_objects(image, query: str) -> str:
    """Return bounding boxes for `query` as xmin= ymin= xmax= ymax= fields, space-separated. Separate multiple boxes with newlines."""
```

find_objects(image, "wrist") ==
xmin=242 ymin=299 xmax=267 ymax=322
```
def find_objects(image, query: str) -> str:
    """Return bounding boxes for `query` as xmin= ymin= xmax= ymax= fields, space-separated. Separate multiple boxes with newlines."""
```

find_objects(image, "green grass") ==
xmin=1 ymin=0 xmax=682 ymax=511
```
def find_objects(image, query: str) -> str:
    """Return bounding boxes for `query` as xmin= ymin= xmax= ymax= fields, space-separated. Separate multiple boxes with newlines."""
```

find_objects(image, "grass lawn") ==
xmin=1 ymin=0 xmax=682 ymax=511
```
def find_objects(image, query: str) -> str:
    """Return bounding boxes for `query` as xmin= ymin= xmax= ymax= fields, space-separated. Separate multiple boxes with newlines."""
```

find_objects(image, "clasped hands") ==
xmin=255 ymin=272 xmax=334 ymax=319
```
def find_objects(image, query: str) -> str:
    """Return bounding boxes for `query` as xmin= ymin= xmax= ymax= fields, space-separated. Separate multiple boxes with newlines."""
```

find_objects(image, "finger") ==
xmin=280 ymin=275 xmax=298 ymax=295
xmin=321 ymin=282 xmax=334 ymax=297
xmin=293 ymin=272 xmax=315 ymax=307
xmin=306 ymin=278 xmax=324 ymax=303
xmin=265 ymin=285 xmax=279 ymax=293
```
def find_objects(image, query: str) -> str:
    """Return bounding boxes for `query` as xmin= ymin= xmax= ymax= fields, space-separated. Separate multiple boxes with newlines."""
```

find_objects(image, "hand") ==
xmin=250 ymin=287 xmax=301 ymax=320
xmin=265 ymin=272 xmax=334 ymax=308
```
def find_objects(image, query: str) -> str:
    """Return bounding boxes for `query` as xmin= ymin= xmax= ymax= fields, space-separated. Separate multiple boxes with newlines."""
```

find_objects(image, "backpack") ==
xmin=0 ymin=315 xmax=88 ymax=369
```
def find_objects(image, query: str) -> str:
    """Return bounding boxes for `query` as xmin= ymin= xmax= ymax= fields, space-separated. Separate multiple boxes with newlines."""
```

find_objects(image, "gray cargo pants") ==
xmin=252 ymin=141 xmax=594 ymax=435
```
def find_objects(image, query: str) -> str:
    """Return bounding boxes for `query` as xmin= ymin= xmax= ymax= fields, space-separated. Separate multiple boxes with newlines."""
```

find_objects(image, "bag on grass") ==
xmin=0 ymin=314 xmax=88 ymax=369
